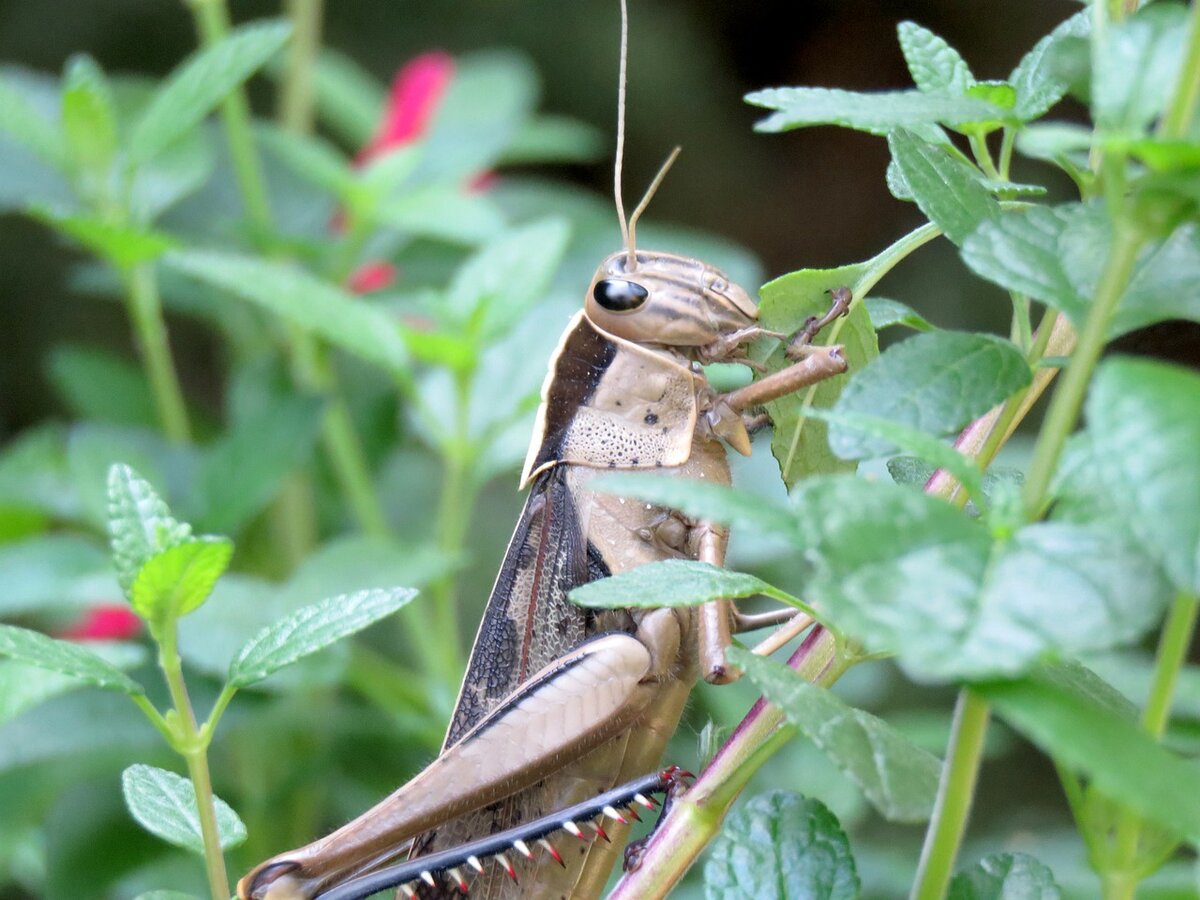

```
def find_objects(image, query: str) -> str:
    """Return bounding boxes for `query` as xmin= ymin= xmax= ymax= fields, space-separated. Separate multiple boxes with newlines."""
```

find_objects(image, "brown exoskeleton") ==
xmin=237 ymin=4 xmax=848 ymax=898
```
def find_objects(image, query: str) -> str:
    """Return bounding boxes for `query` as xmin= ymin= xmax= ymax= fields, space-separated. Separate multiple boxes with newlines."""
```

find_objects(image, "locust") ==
xmin=237 ymin=5 xmax=849 ymax=898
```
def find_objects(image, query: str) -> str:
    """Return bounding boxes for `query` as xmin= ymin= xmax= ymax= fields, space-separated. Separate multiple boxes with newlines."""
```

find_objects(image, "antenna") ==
xmin=614 ymin=0 xmax=631 ymax=263
xmin=627 ymin=146 xmax=681 ymax=265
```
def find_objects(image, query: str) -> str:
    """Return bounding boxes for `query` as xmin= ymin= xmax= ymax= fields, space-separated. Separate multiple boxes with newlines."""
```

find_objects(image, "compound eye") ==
xmin=593 ymin=278 xmax=649 ymax=312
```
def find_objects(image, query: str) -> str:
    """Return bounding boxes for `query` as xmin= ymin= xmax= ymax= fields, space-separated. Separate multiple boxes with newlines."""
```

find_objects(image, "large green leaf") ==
xmin=747 ymin=87 xmax=999 ymax=137
xmin=121 ymin=764 xmax=246 ymax=854
xmin=1085 ymin=358 xmax=1200 ymax=593
xmin=888 ymin=130 xmax=999 ymax=245
xmin=227 ymin=587 xmax=416 ymax=688
xmin=1092 ymin=4 xmax=1188 ymax=132
xmin=948 ymin=852 xmax=1062 ymax=899
xmin=0 ymin=625 xmax=144 ymax=697
xmin=704 ymin=791 xmax=859 ymax=900
xmin=0 ymin=533 xmax=113 ymax=616
xmin=0 ymin=74 xmax=66 ymax=169
xmin=829 ymin=331 xmax=1030 ymax=459
xmin=1009 ymin=11 xmax=1089 ymax=121
xmin=48 ymin=346 xmax=157 ymax=428
xmin=731 ymin=649 xmax=940 ymax=823
xmin=570 ymin=560 xmax=805 ymax=613
xmin=0 ymin=643 xmax=146 ymax=726
xmin=166 ymin=250 xmax=410 ymax=377
xmin=128 ymin=20 xmax=291 ymax=166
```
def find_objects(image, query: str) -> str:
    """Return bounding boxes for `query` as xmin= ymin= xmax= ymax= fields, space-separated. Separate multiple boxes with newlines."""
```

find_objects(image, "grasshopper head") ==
xmin=585 ymin=250 xmax=757 ymax=352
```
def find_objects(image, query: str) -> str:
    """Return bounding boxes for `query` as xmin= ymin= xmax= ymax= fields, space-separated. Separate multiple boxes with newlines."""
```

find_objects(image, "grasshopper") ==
xmin=238 ymin=5 xmax=848 ymax=898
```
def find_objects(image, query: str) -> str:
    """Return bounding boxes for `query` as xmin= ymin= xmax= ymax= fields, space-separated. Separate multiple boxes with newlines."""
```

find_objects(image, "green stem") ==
xmin=322 ymin=396 xmax=390 ymax=537
xmin=186 ymin=0 xmax=273 ymax=233
xmin=855 ymin=222 xmax=942 ymax=299
xmin=1021 ymin=222 xmax=1144 ymax=518
xmin=968 ymin=132 xmax=1001 ymax=180
xmin=125 ymin=263 xmax=191 ymax=443
xmin=997 ymin=128 xmax=1016 ymax=181
xmin=910 ymin=689 xmax=991 ymax=900
xmin=157 ymin=626 xmax=229 ymax=900
xmin=278 ymin=0 xmax=323 ymax=134
xmin=1159 ymin=0 xmax=1200 ymax=140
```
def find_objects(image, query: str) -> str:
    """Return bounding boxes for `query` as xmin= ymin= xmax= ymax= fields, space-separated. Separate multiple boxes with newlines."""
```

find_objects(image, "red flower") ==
xmin=347 ymin=261 xmax=397 ymax=294
xmin=359 ymin=51 xmax=456 ymax=163
xmin=60 ymin=604 xmax=142 ymax=641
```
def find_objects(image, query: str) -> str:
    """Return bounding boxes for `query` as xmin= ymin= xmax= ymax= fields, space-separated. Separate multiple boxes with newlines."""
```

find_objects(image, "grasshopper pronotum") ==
xmin=238 ymin=4 xmax=848 ymax=898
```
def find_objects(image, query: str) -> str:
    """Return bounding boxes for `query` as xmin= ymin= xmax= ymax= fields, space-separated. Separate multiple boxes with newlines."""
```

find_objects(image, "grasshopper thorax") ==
xmin=585 ymin=250 xmax=757 ymax=353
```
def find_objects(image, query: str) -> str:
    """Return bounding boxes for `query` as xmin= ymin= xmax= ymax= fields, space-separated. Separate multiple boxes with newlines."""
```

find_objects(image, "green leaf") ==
xmin=978 ymin=673 xmax=1200 ymax=842
xmin=888 ymin=130 xmax=998 ymax=245
xmin=376 ymin=185 xmax=506 ymax=244
xmin=106 ymin=464 xmax=192 ymax=596
xmin=806 ymin=407 xmax=986 ymax=507
xmin=1015 ymin=123 xmax=1091 ymax=165
xmin=1085 ymin=358 xmax=1200 ymax=593
xmin=747 ymin=87 xmax=1000 ymax=137
xmin=865 ymin=297 xmax=935 ymax=332
xmin=128 ymin=126 xmax=215 ymax=223
xmin=228 ymin=587 xmax=417 ymax=688
xmin=48 ymin=345 xmax=157 ymax=428
xmin=704 ymin=791 xmax=859 ymax=900
xmin=121 ymin=764 xmax=246 ymax=854
xmin=30 ymin=206 xmax=177 ymax=270
xmin=898 ymin=22 xmax=974 ymax=95
xmin=61 ymin=55 xmax=117 ymax=180
xmin=309 ymin=48 xmax=386 ymax=146
xmin=447 ymin=218 xmax=570 ymax=338
xmin=191 ymin=394 xmax=324 ymax=534
xmin=128 ymin=20 xmax=291 ymax=166
xmin=130 ymin=537 xmax=233 ymax=623
xmin=1009 ymin=11 xmax=1089 ymax=121
xmin=0 ymin=642 xmax=146 ymax=726
xmin=166 ymin=250 xmax=410 ymax=377
xmin=0 ymin=534 xmax=113 ymax=616
xmin=829 ymin=331 xmax=1031 ymax=458
xmin=755 ymin=263 xmax=879 ymax=487
xmin=0 ymin=75 xmax=66 ymax=169
xmin=569 ymin=560 xmax=802 ymax=613
xmin=730 ymin=648 xmax=940 ymax=823
xmin=0 ymin=625 xmax=144 ymax=696
xmin=258 ymin=125 xmax=354 ymax=199
xmin=1093 ymin=3 xmax=1189 ymax=132
xmin=500 ymin=114 xmax=605 ymax=165
xmin=588 ymin=473 xmax=801 ymax=540
xmin=948 ymin=852 xmax=1062 ymax=899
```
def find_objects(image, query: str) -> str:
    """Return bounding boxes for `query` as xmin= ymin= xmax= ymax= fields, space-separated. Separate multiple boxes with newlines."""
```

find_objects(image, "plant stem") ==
xmin=910 ymin=688 xmax=991 ymax=900
xmin=322 ymin=395 xmax=390 ymax=536
xmin=278 ymin=0 xmax=323 ymax=134
xmin=608 ymin=628 xmax=848 ymax=899
xmin=125 ymin=263 xmax=191 ymax=443
xmin=997 ymin=128 xmax=1015 ymax=181
xmin=1159 ymin=0 xmax=1200 ymax=140
xmin=157 ymin=625 xmax=229 ymax=900
xmin=186 ymin=0 xmax=273 ymax=233
xmin=968 ymin=133 xmax=1001 ymax=180
xmin=1021 ymin=221 xmax=1144 ymax=518
xmin=1103 ymin=591 xmax=1199 ymax=897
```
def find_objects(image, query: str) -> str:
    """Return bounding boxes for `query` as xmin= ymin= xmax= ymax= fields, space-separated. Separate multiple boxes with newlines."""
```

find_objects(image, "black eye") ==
xmin=593 ymin=278 xmax=648 ymax=312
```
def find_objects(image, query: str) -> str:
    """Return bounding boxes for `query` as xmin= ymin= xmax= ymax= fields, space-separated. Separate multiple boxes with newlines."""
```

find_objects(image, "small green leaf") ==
xmin=1086 ymin=358 xmax=1200 ymax=593
xmin=128 ymin=20 xmax=292 ymax=166
xmin=898 ymin=22 xmax=974 ymax=95
xmin=0 ymin=75 xmax=66 ymax=170
xmin=865 ymin=298 xmax=935 ymax=332
xmin=121 ymin=764 xmax=246 ymax=854
xmin=589 ymin=473 xmax=801 ymax=540
xmin=747 ymin=87 xmax=1000 ymax=137
xmin=128 ymin=127 xmax=215 ymax=223
xmin=130 ymin=537 xmax=233 ymax=623
xmin=888 ymin=130 xmax=999 ymax=245
xmin=570 ymin=560 xmax=802 ymax=612
xmin=228 ymin=587 xmax=417 ymax=688
xmin=1093 ymin=4 xmax=1189 ymax=132
xmin=755 ymin=263 xmax=879 ymax=487
xmin=730 ymin=648 xmax=940 ymax=823
xmin=948 ymin=852 xmax=1062 ymax=899
xmin=447 ymin=218 xmax=570 ymax=338
xmin=979 ymin=673 xmax=1200 ymax=842
xmin=30 ymin=206 xmax=177 ymax=270
xmin=61 ymin=55 xmax=117 ymax=180
xmin=258 ymin=125 xmax=354 ymax=199
xmin=0 ymin=624 xmax=144 ymax=696
xmin=829 ymin=331 xmax=1031 ymax=458
xmin=166 ymin=250 xmax=410 ymax=377
xmin=106 ymin=464 xmax=192 ymax=596
xmin=377 ymin=185 xmax=506 ymax=244
xmin=1009 ymin=11 xmax=1089 ymax=121
xmin=704 ymin=791 xmax=859 ymax=900
xmin=1015 ymin=123 xmax=1091 ymax=165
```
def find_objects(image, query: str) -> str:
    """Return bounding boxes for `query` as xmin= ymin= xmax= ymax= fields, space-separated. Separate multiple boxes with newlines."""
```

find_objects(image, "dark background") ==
xmin=0 ymin=0 xmax=1078 ymax=436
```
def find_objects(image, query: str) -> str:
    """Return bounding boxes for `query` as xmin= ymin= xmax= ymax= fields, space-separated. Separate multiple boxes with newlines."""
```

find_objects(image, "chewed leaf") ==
xmin=121 ymin=764 xmax=246 ymax=854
